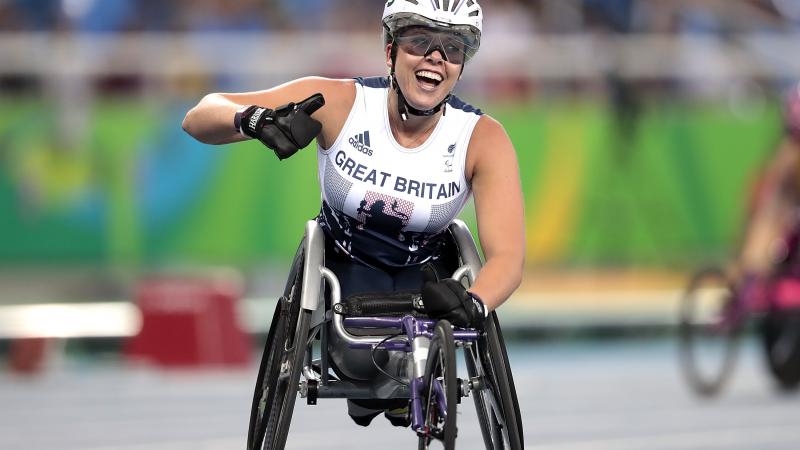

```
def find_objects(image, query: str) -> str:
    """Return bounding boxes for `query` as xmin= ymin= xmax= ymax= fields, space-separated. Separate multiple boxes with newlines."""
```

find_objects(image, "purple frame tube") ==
xmin=341 ymin=315 xmax=479 ymax=433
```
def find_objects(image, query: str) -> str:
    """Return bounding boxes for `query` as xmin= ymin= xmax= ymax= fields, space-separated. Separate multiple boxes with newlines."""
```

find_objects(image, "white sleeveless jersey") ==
xmin=317 ymin=77 xmax=482 ymax=267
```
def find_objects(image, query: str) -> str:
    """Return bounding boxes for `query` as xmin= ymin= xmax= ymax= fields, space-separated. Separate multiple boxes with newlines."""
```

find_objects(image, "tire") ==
xmin=762 ymin=309 xmax=800 ymax=391
xmin=248 ymin=250 xmax=310 ymax=450
xmin=678 ymin=267 xmax=743 ymax=397
xmin=466 ymin=313 xmax=524 ymax=450
xmin=419 ymin=320 xmax=458 ymax=450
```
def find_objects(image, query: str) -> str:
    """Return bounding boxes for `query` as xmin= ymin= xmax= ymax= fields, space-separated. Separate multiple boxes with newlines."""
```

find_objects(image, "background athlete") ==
xmin=737 ymin=82 xmax=800 ymax=280
xmin=183 ymin=0 xmax=524 ymax=426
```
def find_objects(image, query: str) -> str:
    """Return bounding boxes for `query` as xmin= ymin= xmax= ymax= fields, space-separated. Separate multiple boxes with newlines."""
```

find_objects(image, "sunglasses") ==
xmin=395 ymin=28 xmax=478 ymax=65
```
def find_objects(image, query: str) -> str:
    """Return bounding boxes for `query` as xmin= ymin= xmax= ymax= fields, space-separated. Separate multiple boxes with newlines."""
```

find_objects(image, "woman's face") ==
xmin=386 ymin=27 xmax=467 ymax=111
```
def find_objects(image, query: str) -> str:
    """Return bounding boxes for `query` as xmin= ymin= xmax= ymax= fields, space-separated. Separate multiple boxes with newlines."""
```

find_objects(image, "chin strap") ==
xmin=389 ymin=75 xmax=449 ymax=121
xmin=389 ymin=42 xmax=450 ymax=122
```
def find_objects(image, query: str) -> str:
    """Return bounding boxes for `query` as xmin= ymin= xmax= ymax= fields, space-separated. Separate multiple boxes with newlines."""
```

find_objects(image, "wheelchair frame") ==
xmin=248 ymin=219 xmax=524 ymax=450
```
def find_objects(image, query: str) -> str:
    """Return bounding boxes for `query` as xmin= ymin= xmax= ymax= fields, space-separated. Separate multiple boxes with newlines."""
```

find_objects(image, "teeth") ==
xmin=416 ymin=70 xmax=442 ymax=82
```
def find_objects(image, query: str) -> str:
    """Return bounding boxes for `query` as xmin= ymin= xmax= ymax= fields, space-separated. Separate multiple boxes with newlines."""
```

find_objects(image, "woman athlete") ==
xmin=183 ymin=0 xmax=525 ymax=426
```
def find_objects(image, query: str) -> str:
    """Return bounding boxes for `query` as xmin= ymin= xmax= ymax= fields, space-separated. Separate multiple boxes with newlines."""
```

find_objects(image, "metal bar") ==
xmin=314 ymin=380 xmax=411 ymax=400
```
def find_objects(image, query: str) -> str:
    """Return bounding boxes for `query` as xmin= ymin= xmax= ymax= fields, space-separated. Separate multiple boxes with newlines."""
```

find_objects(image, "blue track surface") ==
xmin=1 ymin=337 xmax=798 ymax=450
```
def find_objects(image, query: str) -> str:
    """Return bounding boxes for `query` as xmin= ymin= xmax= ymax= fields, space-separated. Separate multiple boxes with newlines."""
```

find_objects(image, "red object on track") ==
xmin=125 ymin=274 xmax=251 ymax=368
xmin=8 ymin=338 xmax=50 ymax=374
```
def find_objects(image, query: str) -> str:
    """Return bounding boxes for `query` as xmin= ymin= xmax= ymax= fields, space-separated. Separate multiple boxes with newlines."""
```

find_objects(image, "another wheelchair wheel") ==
xmin=678 ymin=267 xmax=743 ymax=397
xmin=466 ymin=313 xmax=524 ymax=450
xmin=248 ymin=252 xmax=311 ymax=450
xmin=419 ymin=320 xmax=458 ymax=450
xmin=762 ymin=309 xmax=800 ymax=391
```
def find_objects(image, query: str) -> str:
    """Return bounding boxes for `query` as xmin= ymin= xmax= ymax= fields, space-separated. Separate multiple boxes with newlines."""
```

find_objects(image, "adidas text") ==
xmin=349 ymin=131 xmax=374 ymax=156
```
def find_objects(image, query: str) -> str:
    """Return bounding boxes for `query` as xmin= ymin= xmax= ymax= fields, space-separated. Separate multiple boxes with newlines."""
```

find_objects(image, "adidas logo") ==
xmin=349 ymin=130 xmax=374 ymax=156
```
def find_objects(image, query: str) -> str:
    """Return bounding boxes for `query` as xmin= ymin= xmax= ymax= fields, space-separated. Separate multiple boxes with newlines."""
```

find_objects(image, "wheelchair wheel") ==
xmin=247 ymin=252 xmax=311 ymax=450
xmin=466 ymin=313 xmax=524 ymax=450
xmin=419 ymin=320 xmax=458 ymax=450
xmin=678 ymin=267 xmax=743 ymax=397
xmin=762 ymin=309 xmax=800 ymax=391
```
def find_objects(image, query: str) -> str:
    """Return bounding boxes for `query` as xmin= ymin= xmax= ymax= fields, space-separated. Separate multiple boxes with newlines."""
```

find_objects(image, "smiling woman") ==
xmin=181 ymin=0 xmax=525 ymax=433
xmin=382 ymin=1 xmax=482 ymax=120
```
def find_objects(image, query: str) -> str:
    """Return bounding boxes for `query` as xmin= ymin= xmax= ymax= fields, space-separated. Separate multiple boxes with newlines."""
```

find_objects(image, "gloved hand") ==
xmin=239 ymin=93 xmax=325 ymax=160
xmin=420 ymin=264 xmax=487 ymax=329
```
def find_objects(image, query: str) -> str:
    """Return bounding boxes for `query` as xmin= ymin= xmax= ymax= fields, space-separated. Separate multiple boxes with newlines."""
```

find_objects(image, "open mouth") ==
xmin=415 ymin=70 xmax=442 ymax=90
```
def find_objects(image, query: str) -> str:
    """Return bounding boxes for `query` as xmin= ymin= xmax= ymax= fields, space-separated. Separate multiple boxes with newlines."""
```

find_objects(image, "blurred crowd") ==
xmin=0 ymin=0 xmax=799 ymax=34
xmin=1 ymin=0 xmax=799 ymax=101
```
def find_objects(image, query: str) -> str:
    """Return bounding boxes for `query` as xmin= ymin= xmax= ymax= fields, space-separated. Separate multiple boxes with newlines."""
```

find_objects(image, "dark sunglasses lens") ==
xmin=399 ymin=35 xmax=433 ymax=56
xmin=397 ymin=33 xmax=467 ymax=64
xmin=441 ymin=38 xmax=466 ymax=64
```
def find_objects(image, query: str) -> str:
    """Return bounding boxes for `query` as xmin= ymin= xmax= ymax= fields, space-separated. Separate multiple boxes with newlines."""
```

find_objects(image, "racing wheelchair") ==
xmin=246 ymin=220 xmax=524 ymax=450
xmin=679 ymin=223 xmax=800 ymax=397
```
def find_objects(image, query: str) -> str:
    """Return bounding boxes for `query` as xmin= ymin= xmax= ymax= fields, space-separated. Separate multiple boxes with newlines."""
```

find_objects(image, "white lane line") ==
xmin=527 ymin=424 xmax=800 ymax=450
xmin=82 ymin=437 xmax=242 ymax=450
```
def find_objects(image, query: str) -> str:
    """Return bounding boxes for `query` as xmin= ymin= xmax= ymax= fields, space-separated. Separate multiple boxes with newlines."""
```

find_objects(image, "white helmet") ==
xmin=382 ymin=0 xmax=483 ymax=63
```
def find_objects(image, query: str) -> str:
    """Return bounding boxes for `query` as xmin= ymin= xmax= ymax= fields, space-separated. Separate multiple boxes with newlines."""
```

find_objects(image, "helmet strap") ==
xmin=389 ymin=41 xmax=450 ymax=122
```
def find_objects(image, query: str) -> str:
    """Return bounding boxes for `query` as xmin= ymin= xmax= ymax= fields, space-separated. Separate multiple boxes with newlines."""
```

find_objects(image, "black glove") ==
xmin=239 ymin=93 xmax=325 ymax=160
xmin=420 ymin=264 xmax=487 ymax=329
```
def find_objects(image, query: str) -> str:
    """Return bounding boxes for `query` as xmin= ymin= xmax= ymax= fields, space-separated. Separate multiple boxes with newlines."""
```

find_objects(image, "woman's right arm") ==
xmin=182 ymin=76 xmax=355 ymax=148
xmin=182 ymin=93 xmax=248 ymax=145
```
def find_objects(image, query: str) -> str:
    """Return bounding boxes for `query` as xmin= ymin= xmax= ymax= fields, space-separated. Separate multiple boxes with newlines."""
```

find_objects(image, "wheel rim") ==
xmin=423 ymin=352 xmax=447 ymax=443
xmin=465 ymin=316 xmax=524 ymax=450
xmin=248 ymin=300 xmax=290 ymax=450
xmin=419 ymin=321 xmax=457 ymax=450
xmin=465 ymin=347 xmax=496 ymax=449
xmin=474 ymin=342 xmax=510 ymax=449
xmin=248 ymin=248 xmax=305 ymax=450
xmin=763 ymin=310 xmax=800 ymax=390
xmin=262 ymin=310 xmax=309 ymax=450
xmin=678 ymin=268 xmax=741 ymax=397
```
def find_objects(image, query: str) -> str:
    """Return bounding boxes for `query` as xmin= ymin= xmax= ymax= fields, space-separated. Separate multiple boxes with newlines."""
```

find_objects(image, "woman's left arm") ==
xmin=465 ymin=115 xmax=526 ymax=311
